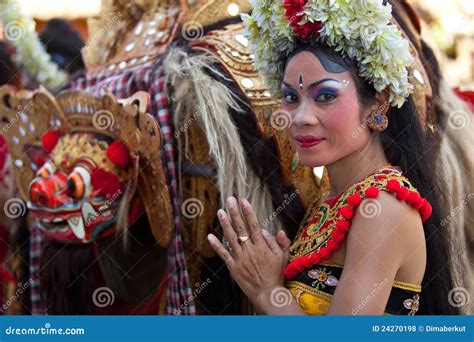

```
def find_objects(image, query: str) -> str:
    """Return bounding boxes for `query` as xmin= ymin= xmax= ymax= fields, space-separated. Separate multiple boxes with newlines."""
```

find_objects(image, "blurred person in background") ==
xmin=22 ymin=18 xmax=86 ymax=90
xmin=0 ymin=40 xmax=30 ymax=314
xmin=39 ymin=18 xmax=85 ymax=78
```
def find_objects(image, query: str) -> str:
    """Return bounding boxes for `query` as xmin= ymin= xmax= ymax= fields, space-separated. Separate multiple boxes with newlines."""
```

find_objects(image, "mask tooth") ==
xmin=67 ymin=215 xmax=85 ymax=239
xmin=81 ymin=202 xmax=99 ymax=227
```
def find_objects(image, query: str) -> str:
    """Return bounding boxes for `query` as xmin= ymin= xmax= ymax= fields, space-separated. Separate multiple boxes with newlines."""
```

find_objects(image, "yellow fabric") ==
xmin=287 ymin=262 xmax=422 ymax=315
xmin=296 ymin=292 xmax=331 ymax=315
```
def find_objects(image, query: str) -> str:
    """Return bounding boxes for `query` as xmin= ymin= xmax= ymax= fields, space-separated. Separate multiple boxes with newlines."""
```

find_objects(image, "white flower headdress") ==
xmin=242 ymin=0 xmax=416 ymax=107
xmin=0 ymin=0 xmax=68 ymax=92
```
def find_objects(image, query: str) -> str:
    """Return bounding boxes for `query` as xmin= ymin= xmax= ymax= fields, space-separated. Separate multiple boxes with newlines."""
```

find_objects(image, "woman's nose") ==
xmin=293 ymin=101 xmax=320 ymax=127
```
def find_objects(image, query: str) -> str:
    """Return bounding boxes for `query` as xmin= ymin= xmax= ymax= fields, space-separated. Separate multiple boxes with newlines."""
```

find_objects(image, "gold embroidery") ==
xmin=286 ymin=280 xmax=334 ymax=302
xmin=289 ymin=167 xmax=415 ymax=260
xmin=393 ymin=280 xmax=422 ymax=293
xmin=286 ymin=166 xmax=424 ymax=315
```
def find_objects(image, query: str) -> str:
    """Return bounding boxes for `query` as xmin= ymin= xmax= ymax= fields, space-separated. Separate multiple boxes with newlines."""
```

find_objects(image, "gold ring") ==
xmin=237 ymin=236 xmax=250 ymax=244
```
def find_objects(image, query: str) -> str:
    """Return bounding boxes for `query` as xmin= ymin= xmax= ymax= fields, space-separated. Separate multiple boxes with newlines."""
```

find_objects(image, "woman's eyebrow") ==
xmin=282 ymin=78 xmax=341 ymax=91
xmin=307 ymin=78 xmax=341 ymax=90
xmin=282 ymin=81 xmax=296 ymax=90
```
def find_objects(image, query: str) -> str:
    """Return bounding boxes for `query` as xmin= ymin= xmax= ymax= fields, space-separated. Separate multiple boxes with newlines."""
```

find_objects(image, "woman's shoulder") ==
xmin=337 ymin=165 xmax=433 ymax=224
xmin=285 ymin=166 xmax=431 ymax=280
xmin=343 ymin=166 xmax=429 ymax=262
xmin=350 ymin=191 xmax=425 ymax=241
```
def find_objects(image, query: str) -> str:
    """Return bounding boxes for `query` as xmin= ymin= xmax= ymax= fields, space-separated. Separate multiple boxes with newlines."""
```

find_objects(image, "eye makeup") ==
xmin=281 ymin=84 xmax=299 ymax=104
xmin=310 ymin=87 xmax=339 ymax=102
xmin=309 ymin=79 xmax=343 ymax=102
xmin=281 ymin=78 xmax=345 ymax=104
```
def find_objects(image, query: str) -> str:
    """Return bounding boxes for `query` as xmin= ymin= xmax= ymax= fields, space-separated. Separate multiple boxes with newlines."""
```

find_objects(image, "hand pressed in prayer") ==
xmin=207 ymin=196 xmax=291 ymax=312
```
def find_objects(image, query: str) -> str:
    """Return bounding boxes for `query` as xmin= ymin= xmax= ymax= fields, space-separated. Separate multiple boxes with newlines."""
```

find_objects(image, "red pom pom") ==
xmin=365 ymin=186 xmax=380 ymax=199
xmin=106 ymin=140 xmax=131 ymax=169
xmin=327 ymin=240 xmax=341 ymax=252
xmin=339 ymin=206 xmax=354 ymax=219
xmin=420 ymin=201 xmax=433 ymax=222
xmin=332 ymin=230 xmax=345 ymax=242
xmin=309 ymin=252 xmax=321 ymax=264
xmin=284 ymin=264 xmax=298 ymax=280
xmin=396 ymin=186 xmax=409 ymax=201
xmin=300 ymin=255 xmax=312 ymax=268
xmin=91 ymin=168 xmax=123 ymax=198
xmin=414 ymin=198 xmax=426 ymax=210
xmin=347 ymin=193 xmax=362 ymax=207
xmin=386 ymin=179 xmax=401 ymax=193
xmin=335 ymin=220 xmax=351 ymax=233
xmin=41 ymin=131 xmax=60 ymax=153
xmin=406 ymin=191 xmax=421 ymax=206
xmin=319 ymin=247 xmax=332 ymax=260
xmin=424 ymin=206 xmax=433 ymax=221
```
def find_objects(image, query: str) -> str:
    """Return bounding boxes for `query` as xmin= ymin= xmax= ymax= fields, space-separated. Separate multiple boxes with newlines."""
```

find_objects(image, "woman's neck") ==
xmin=326 ymin=135 xmax=389 ymax=198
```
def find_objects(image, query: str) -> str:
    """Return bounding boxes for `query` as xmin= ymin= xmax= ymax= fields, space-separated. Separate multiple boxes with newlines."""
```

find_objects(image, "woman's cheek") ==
xmin=330 ymin=96 xmax=364 ymax=137
xmin=317 ymin=101 xmax=366 ymax=164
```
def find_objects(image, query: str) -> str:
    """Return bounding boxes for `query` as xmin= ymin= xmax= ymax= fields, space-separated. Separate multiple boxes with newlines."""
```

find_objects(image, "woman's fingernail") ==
xmin=207 ymin=234 xmax=215 ymax=245
xmin=262 ymin=229 xmax=270 ymax=236
xmin=226 ymin=197 xmax=234 ymax=209
xmin=241 ymin=198 xmax=249 ymax=208
xmin=217 ymin=209 xmax=225 ymax=219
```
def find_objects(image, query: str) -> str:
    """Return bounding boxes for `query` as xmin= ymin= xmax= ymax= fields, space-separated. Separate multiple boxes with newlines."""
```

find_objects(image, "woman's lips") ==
xmin=295 ymin=135 xmax=325 ymax=148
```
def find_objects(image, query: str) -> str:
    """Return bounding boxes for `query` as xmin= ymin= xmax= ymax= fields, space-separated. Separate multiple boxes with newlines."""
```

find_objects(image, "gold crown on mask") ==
xmin=0 ymin=86 xmax=174 ymax=247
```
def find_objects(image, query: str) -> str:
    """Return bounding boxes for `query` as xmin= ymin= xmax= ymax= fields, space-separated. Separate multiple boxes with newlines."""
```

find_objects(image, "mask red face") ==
xmin=28 ymin=132 xmax=133 ymax=243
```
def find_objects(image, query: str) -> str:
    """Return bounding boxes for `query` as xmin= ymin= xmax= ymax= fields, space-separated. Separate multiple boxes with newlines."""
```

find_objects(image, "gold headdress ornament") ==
xmin=83 ymin=0 xmax=252 ymax=71
xmin=0 ymin=86 xmax=174 ymax=247
xmin=179 ymin=0 xmax=252 ymax=27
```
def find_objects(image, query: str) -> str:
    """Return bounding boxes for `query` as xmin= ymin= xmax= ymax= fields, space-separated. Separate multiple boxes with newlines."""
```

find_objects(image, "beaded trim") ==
xmin=285 ymin=166 xmax=432 ymax=280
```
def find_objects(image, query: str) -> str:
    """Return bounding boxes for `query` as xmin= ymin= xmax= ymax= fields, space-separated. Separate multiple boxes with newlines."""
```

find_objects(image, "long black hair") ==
xmin=284 ymin=4 xmax=460 ymax=315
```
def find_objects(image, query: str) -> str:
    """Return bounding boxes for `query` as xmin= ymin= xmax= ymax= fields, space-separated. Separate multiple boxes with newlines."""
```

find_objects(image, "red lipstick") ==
xmin=295 ymin=135 xmax=324 ymax=148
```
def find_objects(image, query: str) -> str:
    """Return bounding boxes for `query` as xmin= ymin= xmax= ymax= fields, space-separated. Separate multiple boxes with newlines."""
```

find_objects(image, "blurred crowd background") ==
xmin=0 ymin=0 xmax=472 ymax=89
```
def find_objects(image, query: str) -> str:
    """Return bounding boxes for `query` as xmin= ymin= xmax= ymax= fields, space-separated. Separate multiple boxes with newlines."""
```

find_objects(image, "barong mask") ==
xmin=0 ymin=87 xmax=174 ymax=246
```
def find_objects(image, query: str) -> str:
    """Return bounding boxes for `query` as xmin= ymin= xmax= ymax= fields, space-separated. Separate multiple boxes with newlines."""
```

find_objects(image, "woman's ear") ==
xmin=364 ymin=90 xmax=391 ymax=132
xmin=361 ymin=90 xmax=390 ymax=122
xmin=374 ymin=90 xmax=390 ymax=116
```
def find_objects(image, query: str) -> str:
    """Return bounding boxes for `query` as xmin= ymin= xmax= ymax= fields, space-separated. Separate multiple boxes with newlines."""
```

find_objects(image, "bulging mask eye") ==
xmin=67 ymin=166 xmax=92 ymax=199
xmin=37 ymin=161 xmax=56 ymax=179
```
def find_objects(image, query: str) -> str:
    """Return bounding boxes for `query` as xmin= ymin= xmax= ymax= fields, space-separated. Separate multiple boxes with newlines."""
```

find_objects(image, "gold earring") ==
xmin=367 ymin=110 xmax=388 ymax=132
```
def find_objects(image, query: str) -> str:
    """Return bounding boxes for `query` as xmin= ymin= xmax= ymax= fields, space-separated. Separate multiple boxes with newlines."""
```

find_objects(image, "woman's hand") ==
xmin=207 ymin=196 xmax=293 ymax=313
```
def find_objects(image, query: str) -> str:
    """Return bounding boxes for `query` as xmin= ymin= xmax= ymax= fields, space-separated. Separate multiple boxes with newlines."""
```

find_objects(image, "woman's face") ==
xmin=282 ymin=51 xmax=371 ymax=168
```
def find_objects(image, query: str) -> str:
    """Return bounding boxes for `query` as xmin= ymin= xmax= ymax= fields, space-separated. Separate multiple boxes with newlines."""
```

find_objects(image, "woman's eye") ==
xmin=67 ymin=166 xmax=91 ymax=199
xmin=37 ymin=162 xmax=56 ymax=178
xmin=315 ymin=91 xmax=337 ymax=103
xmin=283 ymin=92 xmax=299 ymax=104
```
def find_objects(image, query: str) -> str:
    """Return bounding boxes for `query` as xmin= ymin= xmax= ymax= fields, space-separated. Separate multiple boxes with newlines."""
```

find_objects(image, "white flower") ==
xmin=0 ymin=0 xmax=67 ymax=92
xmin=243 ymin=0 xmax=415 ymax=108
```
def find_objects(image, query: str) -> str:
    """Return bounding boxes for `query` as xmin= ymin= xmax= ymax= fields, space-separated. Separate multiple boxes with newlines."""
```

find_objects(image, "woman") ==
xmin=207 ymin=0 xmax=462 ymax=315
